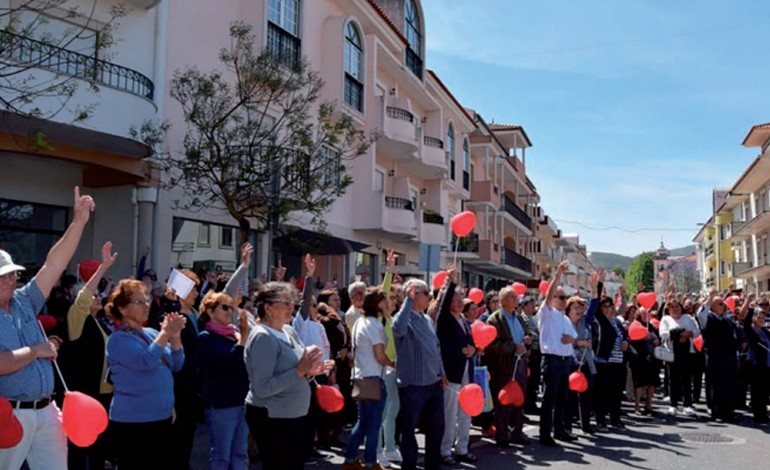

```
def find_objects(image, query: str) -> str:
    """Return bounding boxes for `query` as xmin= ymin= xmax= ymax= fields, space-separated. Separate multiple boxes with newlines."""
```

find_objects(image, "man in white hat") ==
xmin=0 ymin=186 xmax=95 ymax=470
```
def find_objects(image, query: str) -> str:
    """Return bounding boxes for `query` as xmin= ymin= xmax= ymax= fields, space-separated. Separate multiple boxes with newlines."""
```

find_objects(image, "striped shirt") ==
xmin=392 ymin=297 xmax=446 ymax=387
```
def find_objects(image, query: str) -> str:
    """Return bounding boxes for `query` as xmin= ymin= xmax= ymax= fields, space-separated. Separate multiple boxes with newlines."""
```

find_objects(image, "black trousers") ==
xmin=398 ymin=382 xmax=444 ymax=470
xmin=111 ymin=418 xmax=173 ymax=470
xmin=526 ymin=349 xmax=542 ymax=412
xmin=594 ymin=362 xmax=625 ymax=426
xmin=170 ymin=394 xmax=200 ymax=470
xmin=669 ymin=353 xmax=694 ymax=408
xmin=750 ymin=364 xmax=770 ymax=421
xmin=566 ymin=363 xmax=593 ymax=431
xmin=706 ymin=354 xmax=738 ymax=420
xmin=540 ymin=355 xmax=570 ymax=438
xmin=692 ymin=351 xmax=706 ymax=402
xmin=246 ymin=405 xmax=308 ymax=470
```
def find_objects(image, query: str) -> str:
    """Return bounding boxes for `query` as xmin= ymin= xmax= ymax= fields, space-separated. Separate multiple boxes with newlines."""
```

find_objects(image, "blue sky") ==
xmin=422 ymin=0 xmax=770 ymax=256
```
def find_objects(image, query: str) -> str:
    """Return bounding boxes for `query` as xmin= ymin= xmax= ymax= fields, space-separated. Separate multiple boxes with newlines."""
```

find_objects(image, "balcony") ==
xmin=354 ymin=194 xmax=417 ymax=239
xmin=468 ymin=180 xmax=497 ymax=206
xmin=380 ymin=106 xmax=418 ymax=156
xmin=504 ymin=248 xmax=533 ymax=274
xmin=420 ymin=210 xmax=446 ymax=246
xmin=732 ymin=262 xmax=752 ymax=277
xmin=449 ymin=233 xmax=480 ymax=260
xmin=412 ymin=135 xmax=446 ymax=178
xmin=705 ymin=244 xmax=715 ymax=259
xmin=503 ymin=196 xmax=533 ymax=232
xmin=733 ymin=208 xmax=770 ymax=238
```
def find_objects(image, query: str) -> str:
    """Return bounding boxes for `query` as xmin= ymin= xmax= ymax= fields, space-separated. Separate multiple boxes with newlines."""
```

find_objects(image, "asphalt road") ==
xmin=190 ymin=400 xmax=770 ymax=469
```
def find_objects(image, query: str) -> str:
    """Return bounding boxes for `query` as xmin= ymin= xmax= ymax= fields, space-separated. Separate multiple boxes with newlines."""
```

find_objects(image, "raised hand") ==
xmin=557 ymin=260 xmax=569 ymax=274
xmin=447 ymin=264 xmax=458 ymax=284
xmin=100 ymin=241 xmax=118 ymax=269
xmin=304 ymin=254 xmax=316 ymax=278
xmin=240 ymin=243 xmax=253 ymax=267
xmin=385 ymin=250 xmax=398 ymax=272
xmin=73 ymin=186 xmax=95 ymax=225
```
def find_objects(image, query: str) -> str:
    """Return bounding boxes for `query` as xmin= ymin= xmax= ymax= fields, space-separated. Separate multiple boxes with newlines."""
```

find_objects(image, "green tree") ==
xmin=1 ymin=1 xmax=126 ymax=120
xmin=135 ymin=22 xmax=372 ymax=259
xmin=612 ymin=265 xmax=625 ymax=278
xmin=624 ymin=252 xmax=654 ymax=295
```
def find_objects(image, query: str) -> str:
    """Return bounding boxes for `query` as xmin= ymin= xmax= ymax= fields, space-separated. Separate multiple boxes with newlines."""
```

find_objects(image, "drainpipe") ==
xmin=131 ymin=188 xmax=139 ymax=277
xmin=152 ymin=0 xmax=168 ymax=117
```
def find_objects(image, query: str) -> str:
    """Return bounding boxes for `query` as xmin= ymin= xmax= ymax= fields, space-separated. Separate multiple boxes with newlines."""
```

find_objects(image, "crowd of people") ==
xmin=2 ymin=187 xmax=770 ymax=470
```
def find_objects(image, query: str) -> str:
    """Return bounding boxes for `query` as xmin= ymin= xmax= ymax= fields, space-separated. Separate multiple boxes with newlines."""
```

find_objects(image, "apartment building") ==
xmin=557 ymin=234 xmax=593 ymax=296
xmin=0 ymin=0 xmax=165 ymax=280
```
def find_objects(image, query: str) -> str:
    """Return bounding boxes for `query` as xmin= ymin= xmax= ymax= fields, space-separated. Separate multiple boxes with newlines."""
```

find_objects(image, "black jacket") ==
xmin=593 ymin=313 xmax=627 ymax=362
xmin=436 ymin=282 xmax=474 ymax=384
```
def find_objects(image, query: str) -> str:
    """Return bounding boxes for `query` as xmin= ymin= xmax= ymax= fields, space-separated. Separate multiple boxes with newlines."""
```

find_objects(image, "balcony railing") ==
xmin=423 ymin=136 xmax=443 ymax=148
xmin=504 ymin=248 xmax=532 ymax=273
xmin=0 ymin=30 xmax=154 ymax=100
xmin=386 ymin=106 xmax=414 ymax=123
xmin=422 ymin=211 xmax=444 ymax=225
xmin=452 ymin=233 xmax=479 ymax=253
xmin=385 ymin=196 xmax=414 ymax=211
xmin=503 ymin=196 xmax=532 ymax=230
xmin=705 ymin=245 xmax=715 ymax=257
xmin=267 ymin=22 xmax=300 ymax=70
xmin=405 ymin=47 xmax=423 ymax=79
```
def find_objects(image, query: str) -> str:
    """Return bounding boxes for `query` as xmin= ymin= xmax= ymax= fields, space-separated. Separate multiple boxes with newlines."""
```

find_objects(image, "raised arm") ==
xmin=69 ymin=242 xmax=118 ymax=341
xmin=391 ymin=292 xmax=415 ymax=338
xmin=35 ymin=186 xmax=95 ymax=298
xmin=545 ymin=260 xmax=569 ymax=309
xmin=225 ymin=242 xmax=253 ymax=298
xmin=436 ymin=265 xmax=457 ymax=323
xmin=297 ymin=254 xmax=315 ymax=321
xmin=382 ymin=249 xmax=397 ymax=295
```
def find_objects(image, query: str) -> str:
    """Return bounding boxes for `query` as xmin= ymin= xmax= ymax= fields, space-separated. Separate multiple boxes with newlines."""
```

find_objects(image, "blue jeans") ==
xmin=205 ymin=406 xmax=249 ymax=470
xmin=345 ymin=379 xmax=387 ymax=467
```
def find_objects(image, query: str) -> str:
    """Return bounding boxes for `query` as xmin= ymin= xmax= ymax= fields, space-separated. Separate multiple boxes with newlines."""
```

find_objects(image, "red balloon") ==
xmin=650 ymin=318 xmax=660 ymax=329
xmin=468 ymin=288 xmax=484 ymax=304
xmin=498 ymin=380 xmax=525 ymax=407
xmin=512 ymin=282 xmax=527 ymax=296
xmin=471 ymin=321 xmax=497 ymax=349
xmin=78 ymin=259 xmax=100 ymax=282
xmin=0 ymin=397 xmax=23 ymax=449
xmin=62 ymin=391 xmax=108 ymax=447
xmin=693 ymin=335 xmax=704 ymax=352
xmin=538 ymin=280 xmax=550 ymax=295
xmin=725 ymin=296 xmax=738 ymax=312
xmin=450 ymin=211 xmax=476 ymax=237
xmin=628 ymin=320 xmax=648 ymax=341
xmin=316 ymin=385 xmax=344 ymax=413
xmin=432 ymin=271 xmax=448 ymax=290
xmin=37 ymin=314 xmax=58 ymax=332
xmin=569 ymin=371 xmax=588 ymax=393
xmin=458 ymin=384 xmax=484 ymax=417
xmin=637 ymin=292 xmax=657 ymax=310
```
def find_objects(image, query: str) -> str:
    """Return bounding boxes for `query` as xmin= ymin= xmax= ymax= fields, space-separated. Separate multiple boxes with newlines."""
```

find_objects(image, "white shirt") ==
xmin=345 ymin=306 xmax=362 ymax=330
xmin=536 ymin=303 xmax=577 ymax=357
xmin=352 ymin=316 xmax=386 ymax=379
xmin=292 ymin=314 xmax=331 ymax=362
xmin=660 ymin=314 xmax=700 ymax=353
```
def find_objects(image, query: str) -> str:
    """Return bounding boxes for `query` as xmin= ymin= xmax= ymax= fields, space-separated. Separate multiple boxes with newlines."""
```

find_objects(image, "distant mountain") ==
xmin=589 ymin=245 xmax=697 ymax=271
xmin=590 ymin=252 xmax=634 ymax=271
xmin=670 ymin=245 xmax=696 ymax=257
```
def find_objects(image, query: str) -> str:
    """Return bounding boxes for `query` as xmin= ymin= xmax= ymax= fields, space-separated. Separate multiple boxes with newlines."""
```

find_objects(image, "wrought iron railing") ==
xmin=504 ymin=248 xmax=532 ymax=273
xmin=423 ymin=136 xmax=443 ymax=148
xmin=385 ymin=196 xmax=413 ymax=211
xmin=503 ymin=196 xmax=532 ymax=230
xmin=0 ymin=30 xmax=154 ymax=100
xmin=267 ymin=22 xmax=300 ymax=70
xmin=422 ymin=211 xmax=444 ymax=225
xmin=405 ymin=47 xmax=423 ymax=79
xmin=386 ymin=106 xmax=414 ymax=123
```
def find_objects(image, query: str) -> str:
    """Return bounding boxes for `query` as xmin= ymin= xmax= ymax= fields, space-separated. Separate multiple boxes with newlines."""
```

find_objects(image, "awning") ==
xmin=273 ymin=229 xmax=369 ymax=255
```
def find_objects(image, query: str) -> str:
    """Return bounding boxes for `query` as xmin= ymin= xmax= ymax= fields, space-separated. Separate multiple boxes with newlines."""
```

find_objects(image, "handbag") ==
xmin=653 ymin=346 xmax=674 ymax=363
xmin=350 ymin=319 xmax=382 ymax=402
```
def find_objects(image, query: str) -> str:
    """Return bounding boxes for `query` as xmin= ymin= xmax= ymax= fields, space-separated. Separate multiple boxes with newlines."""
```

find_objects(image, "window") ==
xmin=267 ymin=0 xmax=301 ymax=69
xmin=344 ymin=22 xmax=364 ymax=112
xmin=319 ymin=146 xmax=342 ymax=185
xmin=198 ymin=224 xmax=210 ymax=246
xmin=0 ymin=199 xmax=67 ymax=280
xmin=462 ymin=139 xmax=470 ymax=191
xmin=374 ymin=169 xmax=385 ymax=192
xmin=446 ymin=123 xmax=455 ymax=181
xmin=220 ymin=226 xmax=234 ymax=249
xmin=405 ymin=0 xmax=423 ymax=78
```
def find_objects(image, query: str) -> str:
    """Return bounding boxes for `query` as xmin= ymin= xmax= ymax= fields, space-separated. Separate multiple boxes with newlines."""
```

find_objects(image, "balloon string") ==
xmin=453 ymin=235 xmax=459 ymax=267
xmin=38 ymin=321 xmax=69 ymax=394
xmin=578 ymin=346 xmax=588 ymax=368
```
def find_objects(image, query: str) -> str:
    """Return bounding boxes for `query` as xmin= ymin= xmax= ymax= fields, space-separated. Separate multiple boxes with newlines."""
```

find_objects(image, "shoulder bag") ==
xmin=653 ymin=345 xmax=674 ymax=363
xmin=351 ymin=319 xmax=382 ymax=402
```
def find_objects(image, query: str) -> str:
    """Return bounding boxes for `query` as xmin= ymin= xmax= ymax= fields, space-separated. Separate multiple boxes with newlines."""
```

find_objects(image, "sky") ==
xmin=421 ymin=0 xmax=770 ymax=257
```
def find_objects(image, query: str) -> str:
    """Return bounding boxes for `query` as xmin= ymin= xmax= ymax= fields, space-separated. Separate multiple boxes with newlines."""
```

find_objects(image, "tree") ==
xmin=668 ymin=259 xmax=699 ymax=294
xmin=624 ymin=252 xmax=654 ymax=296
xmin=1 ymin=1 xmax=127 ymax=120
xmin=136 ymin=22 xmax=371 ymax=256
xmin=611 ymin=265 xmax=625 ymax=278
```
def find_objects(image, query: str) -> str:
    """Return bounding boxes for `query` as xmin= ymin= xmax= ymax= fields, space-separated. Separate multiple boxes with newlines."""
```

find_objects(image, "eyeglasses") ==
xmin=218 ymin=304 xmax=233 ymax=312
xmin=0 ymin=271 xmax=18 ymax=283
xmin=556 ymin=295 xmax=569 ymax=301
xmin=269 ymin=299 xmax=293 ymax=307
xmin=130 ymin=298 xmax=151 ymax=305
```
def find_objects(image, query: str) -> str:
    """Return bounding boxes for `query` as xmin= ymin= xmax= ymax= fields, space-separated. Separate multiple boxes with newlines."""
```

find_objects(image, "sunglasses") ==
xmin=218 ymin=304 xmax=233 ymax=312
xmin=556 ymin=295 xmax=569 ymax=301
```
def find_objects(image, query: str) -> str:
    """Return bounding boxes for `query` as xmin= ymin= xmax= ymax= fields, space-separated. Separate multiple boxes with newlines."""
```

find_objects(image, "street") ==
xmin=190 ymin=399 xmax=770 ymax=469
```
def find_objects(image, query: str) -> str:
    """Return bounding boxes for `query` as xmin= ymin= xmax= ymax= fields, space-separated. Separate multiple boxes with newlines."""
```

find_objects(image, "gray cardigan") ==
xmin=244 ymin=324 xmax=310 ymax=418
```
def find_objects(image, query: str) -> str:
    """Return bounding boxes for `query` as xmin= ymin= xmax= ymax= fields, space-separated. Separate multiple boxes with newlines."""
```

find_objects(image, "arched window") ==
xmin=462 ymin=139 xmax=470 ymax=190
xmin=267 ymin=0 xmax=301 ymax=68
xmin=344 ymin=22 xmax=364 ymax=112
xmin=447 ymin=123 xmax=455 ymax=181
xmin=405 ymin=0 xmax=422 ymax=78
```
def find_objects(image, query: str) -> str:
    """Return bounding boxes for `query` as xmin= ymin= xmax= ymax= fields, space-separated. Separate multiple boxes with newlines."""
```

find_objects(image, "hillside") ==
xmin=589 ymin=244 xmax=697 ymax=271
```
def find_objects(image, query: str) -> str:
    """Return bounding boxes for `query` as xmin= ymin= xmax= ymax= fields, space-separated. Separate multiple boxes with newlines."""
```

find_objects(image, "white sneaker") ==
xmin=378 ymin=453 xmax=392 ymax=468
xmin=683 ymin=407 xmax=697 ymax=417
xmin=383 ymin=449 xmax=402 ymax=463
xmin=666 ymin=406 xmax=677 ymax=416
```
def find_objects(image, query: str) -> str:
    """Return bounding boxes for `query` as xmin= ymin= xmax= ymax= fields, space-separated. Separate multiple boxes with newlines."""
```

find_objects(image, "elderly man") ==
xmin=344 ymin=281 xmax=366 ymax=330
xmin=392 ymin=279 xmax=447 ymax=470
xmin=0 ymin=187 xmax=95 ymax=470
xmin=537 ymin=261 xmax=577 ymax=446
xmin=486 ymin=286 xmax=530 ymax=447
xmin=698 ymin=290 xmax=739 ymax=423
